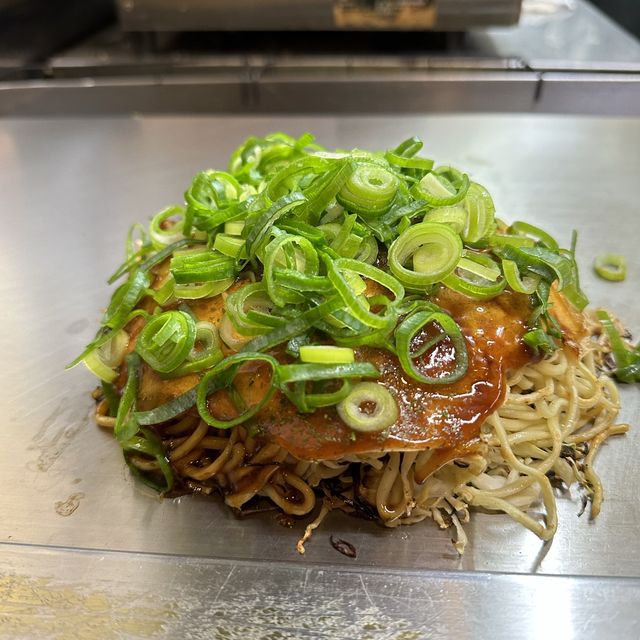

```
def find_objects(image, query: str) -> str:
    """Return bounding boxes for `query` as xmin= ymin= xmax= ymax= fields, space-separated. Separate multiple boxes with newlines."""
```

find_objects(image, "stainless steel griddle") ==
xmin=0 ymin=114 xmax=639 ymax=638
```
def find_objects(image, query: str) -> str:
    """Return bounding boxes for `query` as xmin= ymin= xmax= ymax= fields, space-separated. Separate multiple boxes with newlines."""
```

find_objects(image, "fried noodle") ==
xmin=94 ymin=320 xmax=627 ymax=554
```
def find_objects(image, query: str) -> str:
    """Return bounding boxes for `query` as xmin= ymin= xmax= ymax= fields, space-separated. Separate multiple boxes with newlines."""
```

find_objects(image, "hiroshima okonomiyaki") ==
xmin=69 ymin=132 xmax=638 ymax=553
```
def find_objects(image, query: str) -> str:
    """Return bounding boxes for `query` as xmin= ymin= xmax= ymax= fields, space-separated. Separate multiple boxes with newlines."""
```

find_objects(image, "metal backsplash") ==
xmin=117 ymin=0 xmax=522 ymax=32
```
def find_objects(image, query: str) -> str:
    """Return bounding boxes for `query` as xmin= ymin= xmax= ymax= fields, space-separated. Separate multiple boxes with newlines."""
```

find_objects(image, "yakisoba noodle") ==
xmin=77 ymin=132 xmax=634 ymax=554
xmin=93 ymin=319 xmax=627 ymax=553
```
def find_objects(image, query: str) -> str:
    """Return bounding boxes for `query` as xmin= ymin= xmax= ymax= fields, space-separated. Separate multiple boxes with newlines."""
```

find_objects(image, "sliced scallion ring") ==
xmin=388 ymin=222 xmax=462 ymax=290
xmin=149 ymin=205 xmax=186 ymax=249
xmin=384 ymin=151 xmax=434 ymax=173
xmin=170 ymin=248 xmax=236 ymax=285
xmin=173 ymin=278 xmax=234 ymax=300
xmin=225 ymin=283 xmax=281 ymax=336
xmin=196 ymin=352 xmax=280 ymax=428
xmin=299 ymin=345 xmax=355 ymax=364
xmin=135 ymin=310 xmax=196 ymax=373
xmin=337 ymin=163 xmax=398 ymax=217
xmin=83 ymin=328 xmax=129 ymax=382
xmin=443 ymin=253 xmax=506 ymax=300
xmin=594 ymin=254 xmax=627 ymax=282
xmin=324 ymin=256 xmax=404 ymax=330
xmin=411 ymin=169 xmax=469 ymax=207
xmin=501 ymin=259 xmax=540 ymax=294
xmin=213 ymin=233 xmax=246 ymax=259
xmin=337 ymin=382 xmax=398 ymax=433
xmin=423 ymin=205 xmax=467 ymax=235
xmin=395 ymin=310 xmax=468 ymax=385
xmin=166 ymin=321 xmax=224 ymax=377
xmin=462 ymin=182 xmax=495 ymax=245
xmin=224 ymin=221 xmax=245 ymax=236
xmin=510 ymin=221 xmax=559 ymax=250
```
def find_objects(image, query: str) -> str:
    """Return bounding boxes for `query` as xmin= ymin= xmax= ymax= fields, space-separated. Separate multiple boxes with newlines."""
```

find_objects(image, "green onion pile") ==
xmin=70 ymin=131 xmax=596 ymax=491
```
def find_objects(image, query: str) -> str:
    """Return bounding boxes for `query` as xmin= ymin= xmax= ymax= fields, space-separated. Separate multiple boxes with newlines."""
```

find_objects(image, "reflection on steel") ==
xmin=1 ymin=545 xmax=640 ymax=639
xmin=1 ymin=70 xmax=638 ymax=116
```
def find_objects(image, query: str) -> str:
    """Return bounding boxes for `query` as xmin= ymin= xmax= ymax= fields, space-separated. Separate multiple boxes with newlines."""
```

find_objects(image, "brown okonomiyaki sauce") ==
xmin=122 ymin=267 xmax=585 ymax=483
xmin=203 ymin=287 xmax=536 ymax=467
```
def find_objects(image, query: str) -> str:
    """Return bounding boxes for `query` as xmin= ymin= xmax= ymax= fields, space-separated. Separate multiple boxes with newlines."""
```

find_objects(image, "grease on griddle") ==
xmin=545 ymin=470 xmax=567 ymax=492
xmin=330 ymin=535 xmax=357 ymax=558
xmin=577 ymin=493 xmax=589 ymax=518
xmin=276 ymin=512 xmax=295 ymax=528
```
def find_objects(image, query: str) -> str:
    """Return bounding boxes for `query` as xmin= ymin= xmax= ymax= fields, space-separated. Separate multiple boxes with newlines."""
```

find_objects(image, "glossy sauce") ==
xmin=129 ymin=274 xmax=580 ymax=466
xmin=220 ymin=287 xmax=536 ymax=462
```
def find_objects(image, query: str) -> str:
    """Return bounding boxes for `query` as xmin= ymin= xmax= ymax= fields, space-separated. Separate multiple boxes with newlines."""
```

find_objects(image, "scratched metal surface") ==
xmin=0 ymin=115 xmax=639 ymax=637
xmin=1 ymin=545 xmax=640 ymax=640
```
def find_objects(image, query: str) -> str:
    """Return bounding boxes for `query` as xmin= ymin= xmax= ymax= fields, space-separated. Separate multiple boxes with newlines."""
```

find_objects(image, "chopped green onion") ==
xmin=225 ymin=283 xmax=280 ymax=337
xmin=135 ymin=387 xmax=199 ymax=425
xmin=329 ymin=214 xmax=363 ymax=258
xmin=462 ymin=182 xmax=495 ymax=245
xmin=388 ymin=222 xmax=462 ymax=290
xmin=443 ymin=253 xmax=505 ymax=300
xmin=277 ymin=361 xmax=379 ymax=412
xmin=135 ymin=310 xmax=196 ymax=373
xmin=423 ymin=206 xmax=467 ymax=235
xmin=354 ymin=235 xmax=379 ymax=265
xmin=299 ymin=345 xmax=355 ymax=364
xmin=166 ymin=321 xmax=223 ymax=377
xmin=501 ymin=259 xmax=540 ymax=295
xmin=103 ymin=271 xmax=150 ymax=329
xmin=150 ymin=275 xmax=176 ymax=305
xmin=224 ymin=221 xmax=245 ymax=235
xmin=295 ymin=159 xmax=355 ymax=225
xmin=510 ymin=221 xmax=559 ymax=250
xmin=263 ymin=233 xmax=319 ymax=307
xmin=392 ymin=136 xmax=423 ymax=158
xmin=324 ymin=256 xmax=403 ymax=330
xmin=266 ymin=156 xmax=330 ymax=201
xmin=173 ymin=278 xmax=234 ymax=300
xmin=278 ymin=362 xmax=379 ymax=385
xmin=385 ymin=151 xmax=434 ymax=173
xmin=241 ymin=297 xmax=343 ymax=354
xmin=149 ymin=205 xmax=186 ymax=249
xmin=126 ymin=223 xmax=149 ymax=260
xmin=121 ymin=428 xmax=173 ymax=493
xmin=493 ymin=243 xmax=588 ymax=311
xmin=170 ymin=248 xmax=236 ymax=285
xmin=101 ymin=381 xmax=120 ymax=417
xmin=278 ymin=219 xmax=325 ymax=244
xmin=596 ymin=310 xmax=640 ymax=383
xmin=523 ymin=328 xmax=557 ymax=355
xmin=115 ymin=352 xmax=142 ymax=444
xmin=213 ymin=233 xmax=246 ymax=259
xmin=299 ymin=380 xmax=353 ymax=411
xmin=594 ymin=254 xmax=627 ymax=282
xmin=489 ymin=234 xmax=535 ymax=249
xmin=395 ymin=310 xmax=468 ymax=384
xmin=337 ymin=382 xmax=398 ymax=433
xmin=113 ymin=353 xmax=173 ymax=491
xmin=337 ymin=163 xmax=399 ymax=217
xmin=83 ymin=330 xmax=129 ymax=382
xmin=83 ymin=350 xmax=119 ymax=383
xmin=244 ymin=192 xmax=307 ymax=258
xmin=196 ymin=352 xmax=280 ymax=428
xmin=412 ymin=169 xmax=470 ymax=207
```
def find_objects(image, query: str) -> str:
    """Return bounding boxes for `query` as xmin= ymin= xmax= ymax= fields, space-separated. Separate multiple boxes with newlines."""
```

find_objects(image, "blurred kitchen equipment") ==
xmin=116 ymin=0 xmax=522 ymax=32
